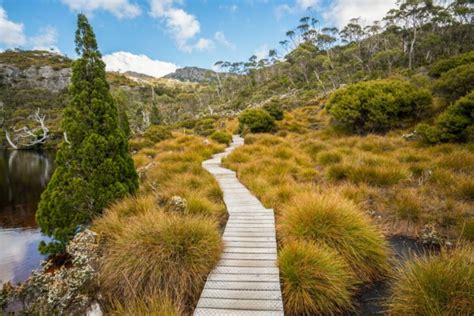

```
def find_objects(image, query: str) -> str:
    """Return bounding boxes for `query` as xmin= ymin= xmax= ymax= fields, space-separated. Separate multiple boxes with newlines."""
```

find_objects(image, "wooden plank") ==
xmin=223 ymin=236 xmax=276 ymax=242
xmin=207 ymin=273 xmax=280 ymax=282
xmin=220 ymin=252 xmax=277 ymax=260
xmin=224 ymin=247 xmax=276 ymax=254
xmin=218 ymin=259 xmax=276 ymax=267
xmin=224 ymin=242 xmax=277 ymax=248
xmin=213 ymin=266 xmax=279 ymax=275
xmin=201 ymin=289 xmax=282 ymax=300
xmin=203 ymin=281 xmax=281 ymax=291
xmin=194 ymin=308 xmax=284 ymax=316
xmin=197 ymin=298 xmax=283 ymax=311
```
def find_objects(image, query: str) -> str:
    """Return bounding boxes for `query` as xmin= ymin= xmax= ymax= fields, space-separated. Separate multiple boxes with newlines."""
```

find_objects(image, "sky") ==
xmin=0 ymin=0 xmax=399 ymax=77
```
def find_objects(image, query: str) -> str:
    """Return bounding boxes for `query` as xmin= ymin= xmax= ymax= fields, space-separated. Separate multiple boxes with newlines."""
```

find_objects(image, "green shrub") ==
xmin=433 ymin=63 xmax=474 ymax=102
xmin=429 ymin=51 xmax=474 ymax=77
xmin=194 ymin=118 xmax=215 ymax=136
xmin=418 ymin=91 xmax=474 ymax=143
xmin=238 ymin=108 xmax=276 ymax=133
xmin=209 ymin=130 xmax=232 ymax=145
xmin=279 ymin=192 xmax=390 ymax=283
xmin=263 ymin=100 xmax=284 ymax=120
xmin=389 ymin=246 xmax=474 ymax=315
xmin=278 ymin=240 xmax=356 ymax=315
xmin=144 ymin=125 xmax=172 ymax=143
xmin=326 ymin=79 xmax=432 ymax=133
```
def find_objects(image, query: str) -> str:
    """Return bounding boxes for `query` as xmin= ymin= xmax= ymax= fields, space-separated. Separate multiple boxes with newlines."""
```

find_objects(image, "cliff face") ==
xmin=0 ymin=50 xmax=72 ymax=92
xmin=0 ymin=64 xmax=72 ymax=92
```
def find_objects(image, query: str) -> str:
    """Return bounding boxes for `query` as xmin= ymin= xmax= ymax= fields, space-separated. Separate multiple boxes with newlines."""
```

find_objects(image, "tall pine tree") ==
xmin=36 ymin=14 xmax=138 ymax=254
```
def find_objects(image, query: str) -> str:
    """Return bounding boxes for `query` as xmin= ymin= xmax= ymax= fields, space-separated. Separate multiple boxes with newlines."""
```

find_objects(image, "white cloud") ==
xmin=296 ymin=0 xmax=319 ymax=9
xmin=323 ymin=0 xmax=397 ymax=28
xmin=275 ymin=0 xmax=319 ymax=19
xmin=194 ymin=38 xmax=214 ymax=51
xmin=0 ymin=7 xmax=26 ymax=47
xmin=150 ymin=0 xmax=208 ymax=52
xmin=31 ymin=26 xmax=60 ymax=53
xmin=254 ymin=44 xmax=269 ymax=60
xmin=61 ymin=0 xmax=141 ymax=19
xmin=214 ymin=31 xmax=236 ymax=50
xmin=103 ymin=51 xmax=177 ymax=77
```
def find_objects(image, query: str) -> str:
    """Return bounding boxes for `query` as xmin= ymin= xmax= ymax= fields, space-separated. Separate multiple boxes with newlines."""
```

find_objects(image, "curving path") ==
xmin=194 ymin=135 xmax=284 ymax=316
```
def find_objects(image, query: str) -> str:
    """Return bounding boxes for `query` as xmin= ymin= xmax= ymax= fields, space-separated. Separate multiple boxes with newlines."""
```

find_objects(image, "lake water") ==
xmin=0 ymin=149 xmax=54 ymax=284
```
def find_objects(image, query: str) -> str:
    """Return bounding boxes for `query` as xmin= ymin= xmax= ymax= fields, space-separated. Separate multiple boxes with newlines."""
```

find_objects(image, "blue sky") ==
xmin=0 ymin=0 xmax=397 ymax=77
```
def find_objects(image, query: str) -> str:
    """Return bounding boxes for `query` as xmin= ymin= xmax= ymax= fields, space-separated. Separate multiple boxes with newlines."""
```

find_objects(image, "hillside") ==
xmin=164 ymin=66 xmax=219 ymax=82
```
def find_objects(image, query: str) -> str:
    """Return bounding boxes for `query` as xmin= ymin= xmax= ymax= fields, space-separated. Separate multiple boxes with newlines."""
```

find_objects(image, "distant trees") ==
xmin=36 ymin=14 xmax=138 ymax=254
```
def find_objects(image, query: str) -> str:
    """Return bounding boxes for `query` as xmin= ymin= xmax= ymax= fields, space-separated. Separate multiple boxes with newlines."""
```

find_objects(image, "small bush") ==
xmin=238 ymin=108 xmax=276 ymax=133
xmin=99 ymin=211 xmax=222 ymax=307
xmin=429 ymin=51 xmax=474 ymax=77
xmin=144 ymin=125 xmax=172 ymax=143
xmin=389 ymin=246 xmax=474 ymax=315
xmin=279 ymin=192 xmax=390 ymax=283
xmin=194 ymin=118 xmax=216 ymax=136
xmin=209 ymin=130 xmax=232 ymax=145
xmin=418 ymin=91 xmax=474 ymax=143
xmin=263 ymin=100 xmax=284 ymax=120
xmin=278 ymin=240 xmax=356 ymax=315
xmin=326 ymin=79 xmax=432 ymax=133
xmin=433 ymin=63 xmax=474 ymax=102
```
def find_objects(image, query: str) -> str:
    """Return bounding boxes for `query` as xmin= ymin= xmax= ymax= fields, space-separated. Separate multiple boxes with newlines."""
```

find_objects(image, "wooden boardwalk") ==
xmin=194 ymin=135 xmax=284 ymax=316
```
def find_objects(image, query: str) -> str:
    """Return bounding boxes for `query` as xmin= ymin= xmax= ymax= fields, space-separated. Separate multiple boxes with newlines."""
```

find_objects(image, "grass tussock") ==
xmin=389 ymin=246 xmax=474 ymax=315
xmin=278 ymin=191 xmax=390 ymax=283
xmin=108 ymin=292 xmax=183 ymax=316
xmin=98 ymin=210 xmax=222 ymax=310
xmin=278 ymin=240 xmax=356 ymax=315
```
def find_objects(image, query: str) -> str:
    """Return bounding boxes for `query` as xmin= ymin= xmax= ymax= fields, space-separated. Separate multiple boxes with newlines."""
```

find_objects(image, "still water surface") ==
xmin=0 ymin=149 xmax=54 ymax=284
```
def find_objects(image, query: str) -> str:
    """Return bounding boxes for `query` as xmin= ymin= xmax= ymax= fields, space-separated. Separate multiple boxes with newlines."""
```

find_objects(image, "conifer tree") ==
xmin=36 ymin=14 xmax=138 ymax=254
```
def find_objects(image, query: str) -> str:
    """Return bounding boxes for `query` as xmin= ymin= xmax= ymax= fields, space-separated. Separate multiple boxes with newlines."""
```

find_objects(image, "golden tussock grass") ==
xmin=389 ymin=245 xmax=474 ymax=315
xmin=98 ymin=210 xmax=222 ymax=312
xmin=278 ymin=240 xmax=357 ymax=315
xmin=278 ymin=191 xmax=391 ymax=283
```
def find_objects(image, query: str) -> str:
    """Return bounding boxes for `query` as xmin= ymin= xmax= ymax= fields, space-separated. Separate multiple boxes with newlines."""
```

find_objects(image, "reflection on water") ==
xmin=0 ymin=149 xmax=54 ymax=284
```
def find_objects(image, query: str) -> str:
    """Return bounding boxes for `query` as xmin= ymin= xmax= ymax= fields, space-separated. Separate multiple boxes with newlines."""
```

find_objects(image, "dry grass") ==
xmin=389 ymin=246 xmax=474 ymax=315
xmin=278 ymin=191 xmax=391 ymax=283
xmin=98 ymin=210 xmax=222 ymax=312
xmin=108 ymin=292 xmax=183 ymax=316
xmin=278 ymin=240 xmax=356 ymax=315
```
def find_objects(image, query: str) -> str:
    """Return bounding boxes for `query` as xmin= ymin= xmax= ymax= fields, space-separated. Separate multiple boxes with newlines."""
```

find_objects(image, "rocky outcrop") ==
xmin=164 ymin=66 xmax=220 ymax=83
xmin=0 ymin=64 xmax=71 ymax=92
